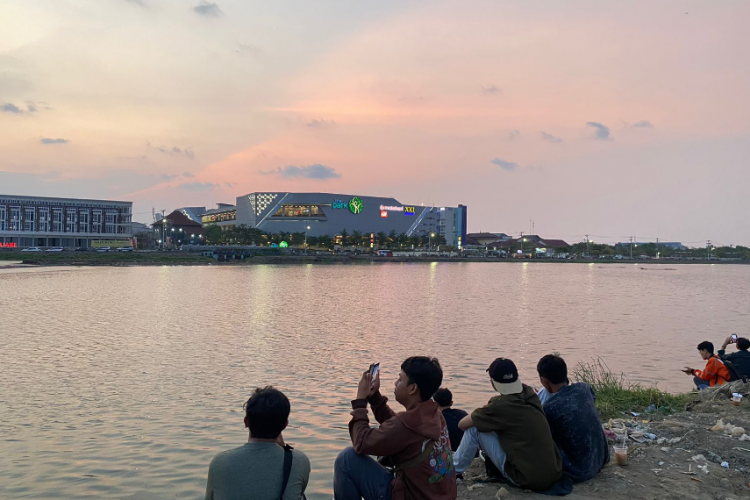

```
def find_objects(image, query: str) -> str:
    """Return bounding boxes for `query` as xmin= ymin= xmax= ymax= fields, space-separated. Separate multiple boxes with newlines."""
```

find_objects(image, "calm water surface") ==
xmin=1 ymin=263 xmax=748 ymax=499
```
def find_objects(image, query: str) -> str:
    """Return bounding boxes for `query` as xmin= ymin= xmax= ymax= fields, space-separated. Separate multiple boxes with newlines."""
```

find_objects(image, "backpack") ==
xmin=723 ymin=359 xmax=749 ymax=383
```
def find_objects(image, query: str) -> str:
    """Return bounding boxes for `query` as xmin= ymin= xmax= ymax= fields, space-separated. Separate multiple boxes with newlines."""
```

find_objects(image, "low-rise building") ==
xmin=465 ymin=232 xmax=511 ymax=246
xmin=152 ymin=210 xmax=205 ymax=246
xmin=201 ymin=203 xmax=237 ymax=229
xmin=177 ymin=207 xmax=207 ymax=225
xmin=0 ymin=194 xmax=132 ymax=248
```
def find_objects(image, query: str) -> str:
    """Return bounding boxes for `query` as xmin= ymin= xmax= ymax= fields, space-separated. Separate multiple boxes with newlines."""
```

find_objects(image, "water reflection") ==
xmin=0 ymin=263 xmax=748 ymax=499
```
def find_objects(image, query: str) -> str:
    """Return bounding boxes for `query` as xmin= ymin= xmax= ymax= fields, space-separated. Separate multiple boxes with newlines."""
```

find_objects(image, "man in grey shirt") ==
xmin=205 ymin=386 xmax=311 ymax=500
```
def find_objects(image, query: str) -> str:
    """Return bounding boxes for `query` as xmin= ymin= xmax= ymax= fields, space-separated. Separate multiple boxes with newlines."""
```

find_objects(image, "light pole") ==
xmin=430 ymin=232 xmax=435 ymax=252
xmin=305 ymin=225 xmax=310 ymax=248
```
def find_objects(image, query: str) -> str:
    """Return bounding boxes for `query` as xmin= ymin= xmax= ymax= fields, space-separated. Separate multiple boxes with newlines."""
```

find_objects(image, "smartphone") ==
xmin=731 ymin=334 xmax=738 ymax=343
xmin=369 ymin=363 xmax=380 ymax=380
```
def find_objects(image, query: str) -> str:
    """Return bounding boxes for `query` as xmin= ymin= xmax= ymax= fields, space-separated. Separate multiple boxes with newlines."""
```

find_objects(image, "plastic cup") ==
xmin=732 ymin=393 xmax=743 ymax=406
xmin=614 ymin=445 xmax=628 ymax=466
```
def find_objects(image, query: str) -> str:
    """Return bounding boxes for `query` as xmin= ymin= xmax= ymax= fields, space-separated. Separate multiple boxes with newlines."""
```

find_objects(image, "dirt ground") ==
xmin=458 ymin=395 xmax=750 ymax=500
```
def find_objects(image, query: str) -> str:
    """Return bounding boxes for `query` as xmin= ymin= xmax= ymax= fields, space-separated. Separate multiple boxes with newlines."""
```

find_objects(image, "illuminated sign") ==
xmin=0 ymin=242 xmax=17 ymax=248
xmin=280 ymin=241 xmax=289 ymax=248
xmin=349 ymin=197 xmax=363 ymax=214
xmin=380 ymin=210 xmax=388 ymax=218
xmin=404 ymin=206 xmax=416 ymax=216
xmin=332 ymin=197 xmax=364 ymax=214
xmin=379 ymin=205 xmax=403 ymax=212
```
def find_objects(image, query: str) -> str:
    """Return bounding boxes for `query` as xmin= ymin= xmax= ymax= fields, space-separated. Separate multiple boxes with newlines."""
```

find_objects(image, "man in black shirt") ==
xmin=719 ymin=336 xmax=750 ymax=379
xmin=433 ymin=388 xmax=468 ymax=451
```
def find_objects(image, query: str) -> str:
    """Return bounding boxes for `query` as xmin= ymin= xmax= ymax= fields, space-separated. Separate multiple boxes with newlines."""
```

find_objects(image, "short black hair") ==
xmin=536 ymin=354 xmax=569 ymax=385
xmin=401 ymin=356 xmax=443 ymax=401
xmin=737 ymin=338 xmax=750 ymax=351
xmin=433 ymin=388 xmax=453 ymax=407
xmin=697 ymin=341 xmax=714 ymax=354
xmin=244 ymin=386 xmax=290 ymax=439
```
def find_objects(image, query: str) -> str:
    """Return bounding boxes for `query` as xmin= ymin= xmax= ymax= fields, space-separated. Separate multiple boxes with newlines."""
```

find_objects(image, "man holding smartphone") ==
xmin=718 ymin=335 xmax=750 ymax=379
xmin=333 ymin=356 xmax=457 ymax=500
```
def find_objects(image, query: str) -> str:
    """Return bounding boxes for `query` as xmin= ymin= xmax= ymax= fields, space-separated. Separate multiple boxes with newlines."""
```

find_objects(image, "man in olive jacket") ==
xmin=453 ymin=358 xmax=563 ymax=491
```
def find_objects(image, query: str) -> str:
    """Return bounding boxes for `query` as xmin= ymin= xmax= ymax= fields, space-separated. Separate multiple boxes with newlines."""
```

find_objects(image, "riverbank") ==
xmin=0 ymin=251 xmax=746 ymax=267
xmin=458 ymin=374 xmax=750 ymax=500
xmin=0 ymin=251 xmax=215 ymax=266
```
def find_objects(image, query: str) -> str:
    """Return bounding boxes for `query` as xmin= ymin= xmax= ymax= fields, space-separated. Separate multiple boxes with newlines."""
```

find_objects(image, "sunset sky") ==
xmin=1 ymin=0 xmax=748 ymax=245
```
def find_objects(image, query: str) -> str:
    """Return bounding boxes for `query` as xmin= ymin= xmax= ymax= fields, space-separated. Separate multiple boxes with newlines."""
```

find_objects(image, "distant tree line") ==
xmin=528 ymin=241 xmax=750 ymax=260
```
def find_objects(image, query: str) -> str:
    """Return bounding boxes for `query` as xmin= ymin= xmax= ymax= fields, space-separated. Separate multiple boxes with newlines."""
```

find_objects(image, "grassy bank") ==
xmin=572 ymin=359 xmax=694 ymax=420
xmin=0 ymin=251 xmax=214 ymax=266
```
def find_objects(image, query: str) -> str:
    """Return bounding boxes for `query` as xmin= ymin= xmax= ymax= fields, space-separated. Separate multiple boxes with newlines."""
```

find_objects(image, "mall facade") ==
xmin=0 ymin=194 xmax=133 ymax=248
xmin=234 ymin=192 xmax=467 ymax=246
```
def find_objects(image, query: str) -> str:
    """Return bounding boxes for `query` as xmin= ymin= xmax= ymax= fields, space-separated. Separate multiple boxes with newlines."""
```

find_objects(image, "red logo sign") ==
xmin=380 ymin=210 xmax=388 ymax=218
xmin=0 ymin=242 xmax=17 ymax=248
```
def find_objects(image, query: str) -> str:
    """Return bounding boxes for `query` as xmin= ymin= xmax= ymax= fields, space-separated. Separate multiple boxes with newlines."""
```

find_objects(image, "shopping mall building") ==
xmin=0 ymin=194 xmax=133 ymax=248
xmin=233 ymin=192 xmax=467 ymax=247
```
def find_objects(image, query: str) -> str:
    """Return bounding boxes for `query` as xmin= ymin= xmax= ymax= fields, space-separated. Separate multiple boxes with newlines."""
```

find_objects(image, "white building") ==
xmin=0 ymin=194 xmax=133 ymax=249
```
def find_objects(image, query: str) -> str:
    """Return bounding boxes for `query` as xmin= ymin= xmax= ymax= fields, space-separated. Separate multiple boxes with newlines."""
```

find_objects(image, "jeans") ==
xmin=693 ymin=376 xmax=710 ymax=390
xmin=453 ymin=427 xmax=514 ymax=485
xmin=334 ymin=447 xmax=393 ymax=500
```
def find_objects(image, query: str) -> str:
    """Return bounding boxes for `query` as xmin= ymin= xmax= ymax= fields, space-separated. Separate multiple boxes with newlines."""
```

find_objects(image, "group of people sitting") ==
xmin=682 ymin=335 xmax=750 ymax=389
xmin=204 ymin=353 xmax=611 ymax=500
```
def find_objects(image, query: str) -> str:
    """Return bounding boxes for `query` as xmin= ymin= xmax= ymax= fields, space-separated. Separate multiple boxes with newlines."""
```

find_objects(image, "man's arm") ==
xmin=718 ymin=336 xmax=733 ymax=358
xmin=368 ymin=391 xmax=397 ymax=424
xmin=457 ymin=414 xmax=474 ymax=431
xmin=349 ymin=401 xmax=411 ymax=457
xmin=357 ymin=370 xmax=395 ymax=425
xmin=282 ymin=451 xmax=311 ymax=500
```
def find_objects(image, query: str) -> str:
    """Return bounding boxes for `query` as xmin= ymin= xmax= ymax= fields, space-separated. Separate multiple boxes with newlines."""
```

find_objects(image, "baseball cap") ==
xmin=486 ymin=358 xmax=523 ymax=395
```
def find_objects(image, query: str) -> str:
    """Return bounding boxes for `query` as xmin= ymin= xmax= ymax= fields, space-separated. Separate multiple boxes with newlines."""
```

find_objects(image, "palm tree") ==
xmin=351 ymin=230 xmax=363 ymax=250
xmin=376 ymin=232 xmax=388 ymax=247
xmin=340 ymin=229 xmax=349 ymax=246
xmin=318 ymin=234 xmax=333 ymax=249
xmin=397 ymin=233 xmax=409 ymax=248
xmin=388 ymin=230 xmax=397 ymax=248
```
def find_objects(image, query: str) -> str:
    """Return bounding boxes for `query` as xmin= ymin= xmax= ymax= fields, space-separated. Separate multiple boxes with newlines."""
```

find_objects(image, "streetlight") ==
xmin=305 ymin=225 xmax=311 ymax=248
xmin=430 ymin=232 xmax=435 ymax=252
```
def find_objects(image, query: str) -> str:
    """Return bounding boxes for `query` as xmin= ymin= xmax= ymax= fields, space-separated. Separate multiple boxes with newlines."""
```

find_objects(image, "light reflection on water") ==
xmin=1 ymin=263 xmax=748 ymax=499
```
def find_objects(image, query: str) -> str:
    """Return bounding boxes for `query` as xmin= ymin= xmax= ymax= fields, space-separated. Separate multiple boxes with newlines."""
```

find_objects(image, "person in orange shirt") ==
xmin=682 ymin=341 xmax=731 ymax=389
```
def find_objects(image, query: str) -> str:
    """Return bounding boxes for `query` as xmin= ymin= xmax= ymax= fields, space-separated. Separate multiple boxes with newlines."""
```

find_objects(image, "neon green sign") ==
xmin=332 ymin=197 xmax=364 ymax=214
xmin=279 ymin=241 xmax=289 ymax=248
xmin=349 ymin=197 xmax=363 ymax=214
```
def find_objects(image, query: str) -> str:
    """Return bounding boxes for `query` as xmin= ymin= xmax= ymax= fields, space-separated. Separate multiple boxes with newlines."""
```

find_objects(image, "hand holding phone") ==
xmin=731 ymin=334 xmax=738 ymax=343
xmin=357 ymin=363 xmax=380 ymax=400
xmin=368 ymin=363 xmax=381 ymax=394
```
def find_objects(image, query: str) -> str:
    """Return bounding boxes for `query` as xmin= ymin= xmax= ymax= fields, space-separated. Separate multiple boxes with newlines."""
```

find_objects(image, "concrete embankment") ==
xmin=1 ymin=251 xmax=746 ymax=267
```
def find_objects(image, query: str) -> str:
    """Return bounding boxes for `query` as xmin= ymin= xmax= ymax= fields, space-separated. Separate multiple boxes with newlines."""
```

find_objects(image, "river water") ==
xmin=1 ymin=263 xmax=748 ymax=499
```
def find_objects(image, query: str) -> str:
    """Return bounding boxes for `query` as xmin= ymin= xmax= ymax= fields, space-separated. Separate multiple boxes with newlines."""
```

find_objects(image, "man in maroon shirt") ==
xmin=333 ymin=356 xmax=457 ymax=500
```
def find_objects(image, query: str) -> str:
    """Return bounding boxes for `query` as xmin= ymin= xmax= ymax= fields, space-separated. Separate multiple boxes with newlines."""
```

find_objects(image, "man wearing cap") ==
xmin=453 ymin=358 xmax=563 ymax=492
